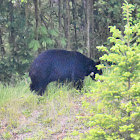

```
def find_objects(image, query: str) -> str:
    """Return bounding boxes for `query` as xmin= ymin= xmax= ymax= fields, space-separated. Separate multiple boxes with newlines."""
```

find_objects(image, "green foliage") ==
xmin=2 ymin=132 xmax=12 ymax=140
xmin=37 ymin=26 xmax=56 ymax=48
xmin=29 ymin=39 xmax=40 ymax=51
xmin=29 ymin=26 xmax=66 ymax=51
xmin=1 ymin=0 xmax=139 ymax=83
xmin=60 ymin=37 xmax=67 ymax=47
xmin=122 ymin=0 xmax=135 ymax=23
xmin=0 ymin=0 xmax=34 ymax=83
xmin=71 ymin=130 xmax=80 ymax=136
xmin=82 ymin=2 xmax=140 ymax=140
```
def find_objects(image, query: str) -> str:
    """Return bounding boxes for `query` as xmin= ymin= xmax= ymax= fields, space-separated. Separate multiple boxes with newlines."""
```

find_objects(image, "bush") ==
xmin=82 ymin=1 xmax=140 ymax=140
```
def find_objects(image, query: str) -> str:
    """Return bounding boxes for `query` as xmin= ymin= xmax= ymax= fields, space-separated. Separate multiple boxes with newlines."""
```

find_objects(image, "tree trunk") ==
xmin=33 ymin=0 xmax=41 ymax=40
xmin=81 ymin=0 xmax=86 ymax=53
xmin=86 ymin=0 xmax=90 ymax=57
xmin=72 ymin=0 xmax=77 ymax=46
xmin=25 ymin=0 xmax=29 ymax=26
xmin=63 ymin=0 xmax=67 ymax=38
xmin=90 ymin=0 xmax=95 ymax=59
xmin=0 ymin=28 xmax=5 ymax=58
xmin=58 ymin=0 xmax=62 ymax=32
xmin=8 ymin=0 xmax=18 ymax=66
xmin=67 ymin=0 xmax=70 ymax=50
xmin=9 ymin=1 xmax=15 ymax=47
xmin=63 ymin=0 xmax=70 ymax=50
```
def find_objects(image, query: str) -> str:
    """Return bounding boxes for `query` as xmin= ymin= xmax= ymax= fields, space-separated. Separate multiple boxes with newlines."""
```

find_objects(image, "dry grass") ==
xmin=0 ymin=77 xmax=94 ymax=140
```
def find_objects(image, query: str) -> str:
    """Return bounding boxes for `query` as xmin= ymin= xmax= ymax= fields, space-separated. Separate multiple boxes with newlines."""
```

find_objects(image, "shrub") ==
xmin=82 ymin=1 xmax=140 ymax=140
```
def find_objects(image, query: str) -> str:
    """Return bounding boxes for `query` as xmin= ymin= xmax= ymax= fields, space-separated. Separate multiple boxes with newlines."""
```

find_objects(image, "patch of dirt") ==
xmin=0 ymin=95 xmax=89 ymax=140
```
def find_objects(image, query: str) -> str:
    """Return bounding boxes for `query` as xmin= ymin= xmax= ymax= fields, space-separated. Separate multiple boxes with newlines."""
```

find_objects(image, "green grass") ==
xmin=0 ymin=69 xmax=139 ymax=139
xmin=0 ymin=83 xmax=28 ymax=107
xmin=0 ymin=77 xmax=95 ymax=140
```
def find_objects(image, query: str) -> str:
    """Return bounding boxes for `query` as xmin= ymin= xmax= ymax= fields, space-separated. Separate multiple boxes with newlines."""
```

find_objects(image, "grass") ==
xmin=0 ymin=76 xmax=95 ymax=140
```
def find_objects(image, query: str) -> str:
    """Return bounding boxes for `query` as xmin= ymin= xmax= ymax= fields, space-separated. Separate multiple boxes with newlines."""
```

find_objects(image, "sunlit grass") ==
xmin=0 ymin=78 xmax=32 ymax=106
xmin=0 ymin=76 xmax=97 ymax=139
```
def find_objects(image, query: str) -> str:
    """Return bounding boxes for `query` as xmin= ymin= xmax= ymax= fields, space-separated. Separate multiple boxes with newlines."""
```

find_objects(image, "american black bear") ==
xmin=29 ymin=49 xmax=102 ymax=95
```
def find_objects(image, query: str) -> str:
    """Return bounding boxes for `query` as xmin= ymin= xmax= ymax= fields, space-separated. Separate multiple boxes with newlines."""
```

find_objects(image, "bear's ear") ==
xmin=95 ymin=61 xmax=101 ymax=65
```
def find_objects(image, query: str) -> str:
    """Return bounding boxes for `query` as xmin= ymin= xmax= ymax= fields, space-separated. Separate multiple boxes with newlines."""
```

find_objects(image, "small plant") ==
xmin=35 ymin=130 xmax=46 ymax=140
xmin=2 ymin=132 xmax=12 ymax=140
xmin=82 ymin=1 xmax=140 ymax=140
xmin=22 ymin=109 xmax=32 ymax=117
xmin=71 ymin=130 xmax=80 ymax=136
xmin=20 ymin=127 xmax=32 ymax=133
xmin=42 ymin=118 xmax=52 ymax=125
xmin=62 ymin=137 xmax=73 ymax=140
xmin=25 ymin=138 xmax=37 ymax=140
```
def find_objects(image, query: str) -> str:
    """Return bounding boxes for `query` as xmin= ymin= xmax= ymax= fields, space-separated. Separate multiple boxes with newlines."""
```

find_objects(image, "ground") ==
xmin=0 ymin=81 xmax=93 ymax=140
